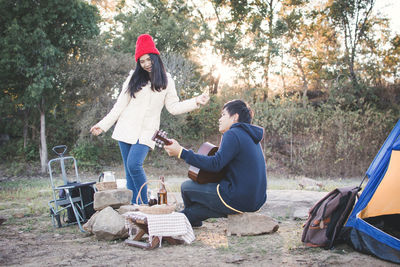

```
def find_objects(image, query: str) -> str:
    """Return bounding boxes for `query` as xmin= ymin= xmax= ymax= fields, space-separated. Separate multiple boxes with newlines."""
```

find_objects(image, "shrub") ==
xmin=253 ymin=97 xmax=398 ymax=177
xmin=71 ymin=133 xmax=120 ymax=171
xmin=159 ymin=95 xmax=222 ymax=143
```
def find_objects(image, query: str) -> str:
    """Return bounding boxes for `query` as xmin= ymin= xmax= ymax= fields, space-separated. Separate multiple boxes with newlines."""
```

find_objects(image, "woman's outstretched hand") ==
xmin=196 ymin=93 xmax=210 ymax=105
xmin=90 ymin=125 xmax=103 ymax=136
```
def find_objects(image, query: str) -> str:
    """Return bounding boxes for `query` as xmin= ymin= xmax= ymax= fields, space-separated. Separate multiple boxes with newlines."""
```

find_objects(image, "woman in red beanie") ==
xmin=90 ymin=34 xmax=209 ymax=204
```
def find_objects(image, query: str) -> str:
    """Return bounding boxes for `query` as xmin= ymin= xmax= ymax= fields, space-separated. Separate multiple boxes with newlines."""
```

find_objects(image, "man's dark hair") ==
xmin=223 ymin=99 xmax=253 ymax=124
xmin=127 ymin=53 xmax=168 ymax=98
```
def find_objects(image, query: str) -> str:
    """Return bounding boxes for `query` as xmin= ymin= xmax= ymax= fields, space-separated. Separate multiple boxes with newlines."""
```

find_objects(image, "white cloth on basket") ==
xmin=124 ymin=211 xmax=195 ymax=245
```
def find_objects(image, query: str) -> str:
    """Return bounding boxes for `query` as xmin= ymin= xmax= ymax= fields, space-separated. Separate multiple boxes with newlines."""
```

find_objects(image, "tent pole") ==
xmin=358 ymin=174 xmax=368 ymax=189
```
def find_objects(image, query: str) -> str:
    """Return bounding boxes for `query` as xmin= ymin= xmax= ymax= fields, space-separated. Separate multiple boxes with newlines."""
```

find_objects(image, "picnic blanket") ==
xmin=124 ymin=211 xmax=195 ymax=245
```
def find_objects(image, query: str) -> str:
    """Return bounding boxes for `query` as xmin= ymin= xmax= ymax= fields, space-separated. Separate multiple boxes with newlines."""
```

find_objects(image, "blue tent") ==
xmin=344 ymin=120 xmax=400 ymax=263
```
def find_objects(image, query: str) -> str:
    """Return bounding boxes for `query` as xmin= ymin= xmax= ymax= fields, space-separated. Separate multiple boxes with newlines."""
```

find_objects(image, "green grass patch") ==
xmin=0 ymin=178 xmax=52 ymax=216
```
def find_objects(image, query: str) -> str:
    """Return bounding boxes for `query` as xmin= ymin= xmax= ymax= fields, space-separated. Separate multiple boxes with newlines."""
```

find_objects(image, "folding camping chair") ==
xmin=48 ymin=145 xmax=96 ymax=232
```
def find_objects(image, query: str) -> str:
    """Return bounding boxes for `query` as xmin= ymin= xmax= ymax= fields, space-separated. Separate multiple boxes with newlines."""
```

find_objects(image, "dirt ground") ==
xmin=0 ymin=164 xmax=397 ymax=266
xmin=0 ymin=197 xmax=397 ymax=266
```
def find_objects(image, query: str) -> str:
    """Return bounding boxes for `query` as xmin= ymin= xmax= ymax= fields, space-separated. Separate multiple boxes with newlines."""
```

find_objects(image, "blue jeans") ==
xmin=118 ymin=141 xmax=149 ymax=204
xmin=181 ymin=180 xmax=238 ymax=226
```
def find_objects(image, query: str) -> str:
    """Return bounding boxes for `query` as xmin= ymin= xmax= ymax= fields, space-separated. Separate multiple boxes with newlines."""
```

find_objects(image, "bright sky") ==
xmin=197 ymin=0 xmax=400 ymax=86
xmin=93 ymin=0 xmax=400 ymax=36
xmin=92 ymin=0 xmax=400 ymax=87
xmin=375 ymin=0 xmax=400 ymax=34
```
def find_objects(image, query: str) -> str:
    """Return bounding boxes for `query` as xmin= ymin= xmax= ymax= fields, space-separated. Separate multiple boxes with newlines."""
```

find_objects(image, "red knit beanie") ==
xmin=135 ymin=34 xmax=160 ymax=62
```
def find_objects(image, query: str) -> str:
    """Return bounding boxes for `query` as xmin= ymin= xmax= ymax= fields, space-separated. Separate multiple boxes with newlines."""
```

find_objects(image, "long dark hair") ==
xmin=127 ymin=53 xmax=168 ymax=98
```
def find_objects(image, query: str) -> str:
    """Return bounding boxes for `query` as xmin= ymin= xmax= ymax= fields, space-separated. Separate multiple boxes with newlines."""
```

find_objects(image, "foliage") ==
xmin=159 ymin=95 xmax=223 ymax=143
xmin=382 ymin=34 xmax=400 ymax=82
xmin=113 ymin=0 xmax=205 ymax=56
xmin=279 ymin=1 xmax=340 ymax=105
xmin=71 ymin=133 xmax=120 ymax=171
xmin=209 ymin=0 xmax=291 ymax=96
xmin=0 ymin=0 xmax=100 ymax=106
xmin=161 ymin=52 xmax=206 ymax=99
xmin=327 ymin=75 xmax=380 ymax=110
xmin=325 ymin=0 xmax=376 ymax=85
xmin=71 ymin=141 xmax=100 ymax=165
xmin=1 ymin=0 xmax=400 ymax=179
xmin=59 ymin=35 xmax=133 ymax=141
xmin=0 ymin=0 xmax=100 ymax=172
xmin=253 ymin=96 xmax=398 ymax=177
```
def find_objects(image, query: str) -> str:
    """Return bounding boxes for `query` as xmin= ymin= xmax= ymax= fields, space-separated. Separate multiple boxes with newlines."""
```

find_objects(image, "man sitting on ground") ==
xmin=164 ymin=99 xmax=267 ymax=227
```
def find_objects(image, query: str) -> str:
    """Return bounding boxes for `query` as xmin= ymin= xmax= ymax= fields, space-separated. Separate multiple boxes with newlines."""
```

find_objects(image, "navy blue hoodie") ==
xmin=181 ymin=122 xmax=267 ymax=212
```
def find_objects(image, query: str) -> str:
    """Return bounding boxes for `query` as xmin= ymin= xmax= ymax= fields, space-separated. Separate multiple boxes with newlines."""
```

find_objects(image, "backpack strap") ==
xmin=327 ymin=186 xmax=362 ymax=248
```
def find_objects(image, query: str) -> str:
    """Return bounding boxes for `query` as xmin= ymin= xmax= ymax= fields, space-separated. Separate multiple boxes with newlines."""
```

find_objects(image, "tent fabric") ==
xmin=348 ymin=227 xmax=400 ymax=264
xmin=365 ymin=120 xmax=400 ymax=179
xmin=344 ymin=119 xmax=400 ymax=264
xmin=360 ymin=150 xmax=400 ymax=218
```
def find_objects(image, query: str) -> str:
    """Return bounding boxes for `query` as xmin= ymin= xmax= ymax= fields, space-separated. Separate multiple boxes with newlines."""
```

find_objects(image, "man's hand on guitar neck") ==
xmin=164 ymin=139 xmax=184 ymax=158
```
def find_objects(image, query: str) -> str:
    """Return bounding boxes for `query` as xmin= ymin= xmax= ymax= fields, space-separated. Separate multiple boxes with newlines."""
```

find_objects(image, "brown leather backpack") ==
xmin=301 ymin=186 xmax=360 ymax=248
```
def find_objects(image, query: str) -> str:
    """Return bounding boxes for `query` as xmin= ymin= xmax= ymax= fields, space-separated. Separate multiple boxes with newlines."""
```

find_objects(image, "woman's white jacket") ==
xmin=96 ymin=70 xmax=199 ymax=149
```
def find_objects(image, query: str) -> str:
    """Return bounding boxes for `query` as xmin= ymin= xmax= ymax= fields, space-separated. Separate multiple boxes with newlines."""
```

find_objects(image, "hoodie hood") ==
xmin=231 ymin=123 xmax=264 ymax=144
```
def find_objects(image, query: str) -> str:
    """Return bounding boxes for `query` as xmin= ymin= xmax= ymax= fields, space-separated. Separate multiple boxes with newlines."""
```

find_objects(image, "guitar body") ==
xmin=188 ymin=142 xmax=225 ymax=184
xmin=151 ymin=130 xmax=225 ymax=184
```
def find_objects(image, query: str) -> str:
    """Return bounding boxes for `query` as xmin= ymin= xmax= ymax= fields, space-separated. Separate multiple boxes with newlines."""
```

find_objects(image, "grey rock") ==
xmin=227 ymin=213 xmax=279 ymax=236
xmin=82 ymin=211 xmax=100 ymax=233
xmin=293 ymin=207 xmax=310 ymax=220
xmin=93 ymin=188 xmax=133 ymax=211
xmin=91 ymin=207 xmax=128 ymax=240
xmin=259 ymin=190 xmax=327 ymax=219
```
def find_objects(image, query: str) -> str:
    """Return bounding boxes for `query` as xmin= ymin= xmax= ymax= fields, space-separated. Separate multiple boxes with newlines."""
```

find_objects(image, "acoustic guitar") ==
xmin=152 ymin=130 xmax=225 ymax=184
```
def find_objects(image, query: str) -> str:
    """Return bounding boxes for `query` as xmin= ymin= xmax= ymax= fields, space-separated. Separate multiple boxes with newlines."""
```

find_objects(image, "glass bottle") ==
xmin=147 ymin=189 xmax=157 ymax=206
xmin=157 ymin=176 xmax=167 ymax=205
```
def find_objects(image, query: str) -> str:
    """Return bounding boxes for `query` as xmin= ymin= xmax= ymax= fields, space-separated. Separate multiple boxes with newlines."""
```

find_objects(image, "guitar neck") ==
xmin=152 ymin=131 xmax=173 ymax=146
xmin=158 ymin=136 xmax=172 ymax=146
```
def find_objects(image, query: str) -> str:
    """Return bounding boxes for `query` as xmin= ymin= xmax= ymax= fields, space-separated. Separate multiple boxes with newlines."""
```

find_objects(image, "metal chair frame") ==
xmin=48 ymin=145 xmax=96 ymax=232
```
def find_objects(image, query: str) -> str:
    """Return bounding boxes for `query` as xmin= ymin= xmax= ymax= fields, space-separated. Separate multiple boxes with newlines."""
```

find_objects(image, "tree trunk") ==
xmin=209 ymin=68 xmax=220 ymax=95
xmin=39 ymin=97 xmax=48 ymax=174
xmin=280 ymin=60 xmax=287 ymax=95
xmin=263 ymin=66 xmax=270 ymax=101
xmin=23 ymin=109 xmax=28 ymax=149
xmin=212 ymin=74 xmax=220 ymax=95
xmin=262 ymin=0 xmax=275 ymax=101
xmin=295 ymin=54 xmax=309 ymax=107
xmin=349 ymin=54 xmax=358 ymax=87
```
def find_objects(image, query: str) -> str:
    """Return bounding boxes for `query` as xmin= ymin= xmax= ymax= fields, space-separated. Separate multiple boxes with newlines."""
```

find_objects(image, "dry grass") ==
xmin=0 ymin=172 xmax=394 ymax=266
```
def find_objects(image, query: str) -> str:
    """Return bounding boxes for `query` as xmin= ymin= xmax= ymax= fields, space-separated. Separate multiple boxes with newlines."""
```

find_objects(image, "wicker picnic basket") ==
xmin=95 ymin=172 xmax=117 ymax=191
xmin=136 ymin=179 xmax=176 ymax=215
xmin=96 ymin=181 xmax=117 ymax=191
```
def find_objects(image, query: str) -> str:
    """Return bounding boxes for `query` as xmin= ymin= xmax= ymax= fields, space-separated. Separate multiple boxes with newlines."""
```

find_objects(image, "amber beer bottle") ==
xmin=157 ymin=176 xmax=167 ymax=205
